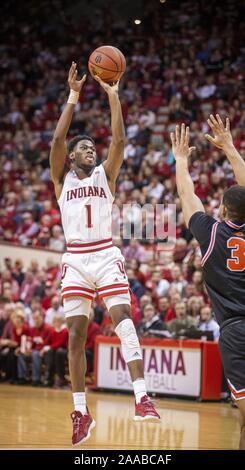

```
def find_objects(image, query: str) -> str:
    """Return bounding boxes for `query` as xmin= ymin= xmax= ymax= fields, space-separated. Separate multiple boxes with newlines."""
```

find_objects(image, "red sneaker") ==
xmin=71 ymin=409 xmax=96 ymax=445
xmin=134 ymin=395 xmax=161 ymax=421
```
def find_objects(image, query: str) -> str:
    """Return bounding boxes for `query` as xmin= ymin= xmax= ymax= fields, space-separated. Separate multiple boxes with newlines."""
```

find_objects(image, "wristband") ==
xmin=67 ymin=90 xmax=79 ymax=105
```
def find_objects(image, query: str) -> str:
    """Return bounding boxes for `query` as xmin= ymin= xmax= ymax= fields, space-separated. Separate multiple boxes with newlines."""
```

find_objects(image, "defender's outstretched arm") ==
xmin=205 ymin=114 xmax=245 ymax=187
xmin=170 ymin=124 xmax=204 ymax=227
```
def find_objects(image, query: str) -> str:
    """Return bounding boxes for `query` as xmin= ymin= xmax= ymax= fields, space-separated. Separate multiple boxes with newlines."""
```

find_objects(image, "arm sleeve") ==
xmin=188 ymin=211 xmax=218 ymax=256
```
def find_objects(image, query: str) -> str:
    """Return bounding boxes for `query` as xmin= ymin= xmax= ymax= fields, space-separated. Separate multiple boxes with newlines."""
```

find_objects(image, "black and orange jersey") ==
xmin=189 ymin=211 xmax=245 ymax=328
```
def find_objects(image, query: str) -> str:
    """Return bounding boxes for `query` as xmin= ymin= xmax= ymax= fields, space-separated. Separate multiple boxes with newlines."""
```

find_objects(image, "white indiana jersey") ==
xmin=58 ymin=164 xmax=114 ymax=244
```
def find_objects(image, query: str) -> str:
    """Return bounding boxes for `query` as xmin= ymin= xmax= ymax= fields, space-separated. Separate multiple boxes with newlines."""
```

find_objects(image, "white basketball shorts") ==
xmin=61 ymin=244 xmax=130 ymax=317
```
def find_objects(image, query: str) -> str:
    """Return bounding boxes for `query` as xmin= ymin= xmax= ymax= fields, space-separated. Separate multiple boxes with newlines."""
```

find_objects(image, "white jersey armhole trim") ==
xmin=100 ymin=163 xmax=115 ymax=202
xmin=201 ymin=221 xmax=219 ymax=267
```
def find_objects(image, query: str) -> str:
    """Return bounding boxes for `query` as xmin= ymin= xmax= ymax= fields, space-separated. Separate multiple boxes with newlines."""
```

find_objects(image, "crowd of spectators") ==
xmin=0 ymin=0 xmax=244 ymax=386
xmin=0 ymin=251 xmax=219 ymax=386
xmin=0 ymin=276 xmax=101 ymax=386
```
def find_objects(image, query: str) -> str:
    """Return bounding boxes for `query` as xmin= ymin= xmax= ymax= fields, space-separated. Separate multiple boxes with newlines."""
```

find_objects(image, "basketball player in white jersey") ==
xmin=50 ymin=62 xmax=160 ymax=445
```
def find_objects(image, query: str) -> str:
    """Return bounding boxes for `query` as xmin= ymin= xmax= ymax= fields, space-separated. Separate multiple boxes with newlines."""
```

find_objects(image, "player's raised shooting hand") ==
xmin=170 ymin=124 xmax=196 ymax=161
xmin=94 ymin=75 xmax=119 ymax=95
xmin=68 ymin=62 xmax=86 ymax=93
xmin=205 ymin=114 xmax=233 ymax=150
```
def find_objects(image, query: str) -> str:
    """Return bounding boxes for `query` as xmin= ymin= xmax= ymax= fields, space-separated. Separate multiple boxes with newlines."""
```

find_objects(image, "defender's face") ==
xmin=73 ymin=139 xmax=97 ymax=170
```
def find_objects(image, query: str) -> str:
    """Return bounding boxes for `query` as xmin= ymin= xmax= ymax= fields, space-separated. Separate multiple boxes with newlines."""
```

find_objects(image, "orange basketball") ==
xmin=88 ymin=45 xmax=126 ymax=83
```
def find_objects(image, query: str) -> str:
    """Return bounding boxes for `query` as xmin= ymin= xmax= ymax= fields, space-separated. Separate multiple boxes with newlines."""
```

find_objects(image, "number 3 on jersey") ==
xmin=227 ymin=237 xmax=245 ymax=272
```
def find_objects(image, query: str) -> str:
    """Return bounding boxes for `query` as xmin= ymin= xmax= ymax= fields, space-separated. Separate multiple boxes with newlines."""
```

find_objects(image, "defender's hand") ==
xmin=170 ymin=124 xmax=196 ymax=161
xmin=68 ymin=62 xmax=86 ymax=93
xmin=94 ymin=75 xmax=119 ymax=95
xmin=205 ymin=114 xmax=233 ymax=150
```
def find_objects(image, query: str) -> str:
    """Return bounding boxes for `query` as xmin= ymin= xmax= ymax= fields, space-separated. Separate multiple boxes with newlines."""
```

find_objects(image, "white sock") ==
xmin=73 ymin=392 xmax=87 ymax=414
xmin=133 ymin=379 xmax=147 ymax=404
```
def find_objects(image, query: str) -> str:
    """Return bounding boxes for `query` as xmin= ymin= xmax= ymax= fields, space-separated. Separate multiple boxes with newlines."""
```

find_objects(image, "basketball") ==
xmin=88 ymin=45 xmax=126 ymax=83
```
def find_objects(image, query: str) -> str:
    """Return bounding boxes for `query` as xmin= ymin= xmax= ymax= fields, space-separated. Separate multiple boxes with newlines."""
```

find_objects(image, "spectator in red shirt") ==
xmin=158 ymin=296 xmax=175 ymax=323
xmin=12 ymin=308 xmax=30 ymax=346
xmin=129 ymin=259 xmax=146 ymax=286
xmin=42 ymin=315 xmax=68 ymax=387
xmin=41 ymin=281 xmax=56 ymax=311
xmin=45 ymin=258 xmax=60 ymax=281
xmin=195 ymin=173 xmax=211 ymax=202
xmin=130 ymin=291 xmax=142 ymax=328
xmin=17 ymin=310 xmax=52 ymax=385
xmin=41 ymin=200 xmax=60 ymax=226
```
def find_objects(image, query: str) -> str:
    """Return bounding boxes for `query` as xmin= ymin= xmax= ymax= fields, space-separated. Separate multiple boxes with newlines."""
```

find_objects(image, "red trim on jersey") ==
xmin=201 ymin=222 xmax=219 ymax=267
xmin=225 ymin=220 xmax=245 ymax=229
xmin=61 ymin=264 xmax=68 ymax=280
xmin=97 ymin=283 xmax=129 ymax=292
xmin=98 ymin=289 xmax=129 ymax=298
xmin=230 ymin=389 xmax=245 ymax=399
xmin=61 ymin=286 xmax=95 ymax=294
xmin=62 ymin=293 xmax=94 ymax=301
xmin=67 ymin=238 xmax=112 ymax=248
xmin=66 ymin=244 xmax=113 ymax=254
xmin=228 ymin=380 xmax=245 ymax=400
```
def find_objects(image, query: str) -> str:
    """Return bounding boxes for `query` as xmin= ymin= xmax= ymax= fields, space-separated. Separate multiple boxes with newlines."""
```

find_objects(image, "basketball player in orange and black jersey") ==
xmin=49 ymin=63 xmax=160 ymax=446
xmin=171 ymin=115 xmax=245 ymax=449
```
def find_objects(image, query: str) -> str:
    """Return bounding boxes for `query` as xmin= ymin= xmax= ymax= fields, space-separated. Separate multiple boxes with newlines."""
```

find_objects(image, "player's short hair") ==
xmin=68 ymin=135 xmax=95 ymax=154
xmin=223 ymin=185 xmax=245 ymax=222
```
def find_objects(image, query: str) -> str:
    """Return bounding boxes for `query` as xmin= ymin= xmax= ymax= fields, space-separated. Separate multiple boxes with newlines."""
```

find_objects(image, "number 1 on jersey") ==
xmin=85 ymin=204 xmax=93 ymax=228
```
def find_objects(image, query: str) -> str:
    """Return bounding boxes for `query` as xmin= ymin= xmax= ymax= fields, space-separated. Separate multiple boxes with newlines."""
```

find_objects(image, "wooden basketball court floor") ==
xmin=0 ymin=384 xmax=239 ymax=449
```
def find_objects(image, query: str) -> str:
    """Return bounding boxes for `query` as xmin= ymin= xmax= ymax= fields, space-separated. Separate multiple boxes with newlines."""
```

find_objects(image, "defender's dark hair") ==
xmin=223 ymin=185 xmax=245 ymax=222
xmin=68 ymin=135 xmax=95 ymax=154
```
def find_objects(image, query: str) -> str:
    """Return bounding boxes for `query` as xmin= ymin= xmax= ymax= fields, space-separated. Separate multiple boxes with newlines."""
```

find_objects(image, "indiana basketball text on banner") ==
xmin=95 ymin=337 xmax=201 ymax=397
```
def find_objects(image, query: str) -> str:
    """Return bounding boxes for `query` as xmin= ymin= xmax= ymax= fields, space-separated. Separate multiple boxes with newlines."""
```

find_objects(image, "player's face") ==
xmin=74 ymin=139 xmax=97 ymax=173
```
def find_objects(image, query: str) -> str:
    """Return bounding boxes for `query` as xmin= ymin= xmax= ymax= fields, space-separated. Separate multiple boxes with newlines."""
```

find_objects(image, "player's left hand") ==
xmin=205 ymin=114 xmax=233 ymax=150
xmin=170 ymin=124 xmax=196 ymax=161
xmin=68 ymin=62 xmax=86 ymax=93
xmin=94 ymin=75 xmax=119 ymax=95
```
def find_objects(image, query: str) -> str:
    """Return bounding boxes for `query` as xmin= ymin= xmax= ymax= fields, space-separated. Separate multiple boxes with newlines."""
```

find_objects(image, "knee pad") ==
xmin=103 ymin=293 xmax=131 ymax=311
xmin=63 ymin=296 xmax=91 ymax=318
xmin=115 ymin=318 xmax=142 ymax=363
